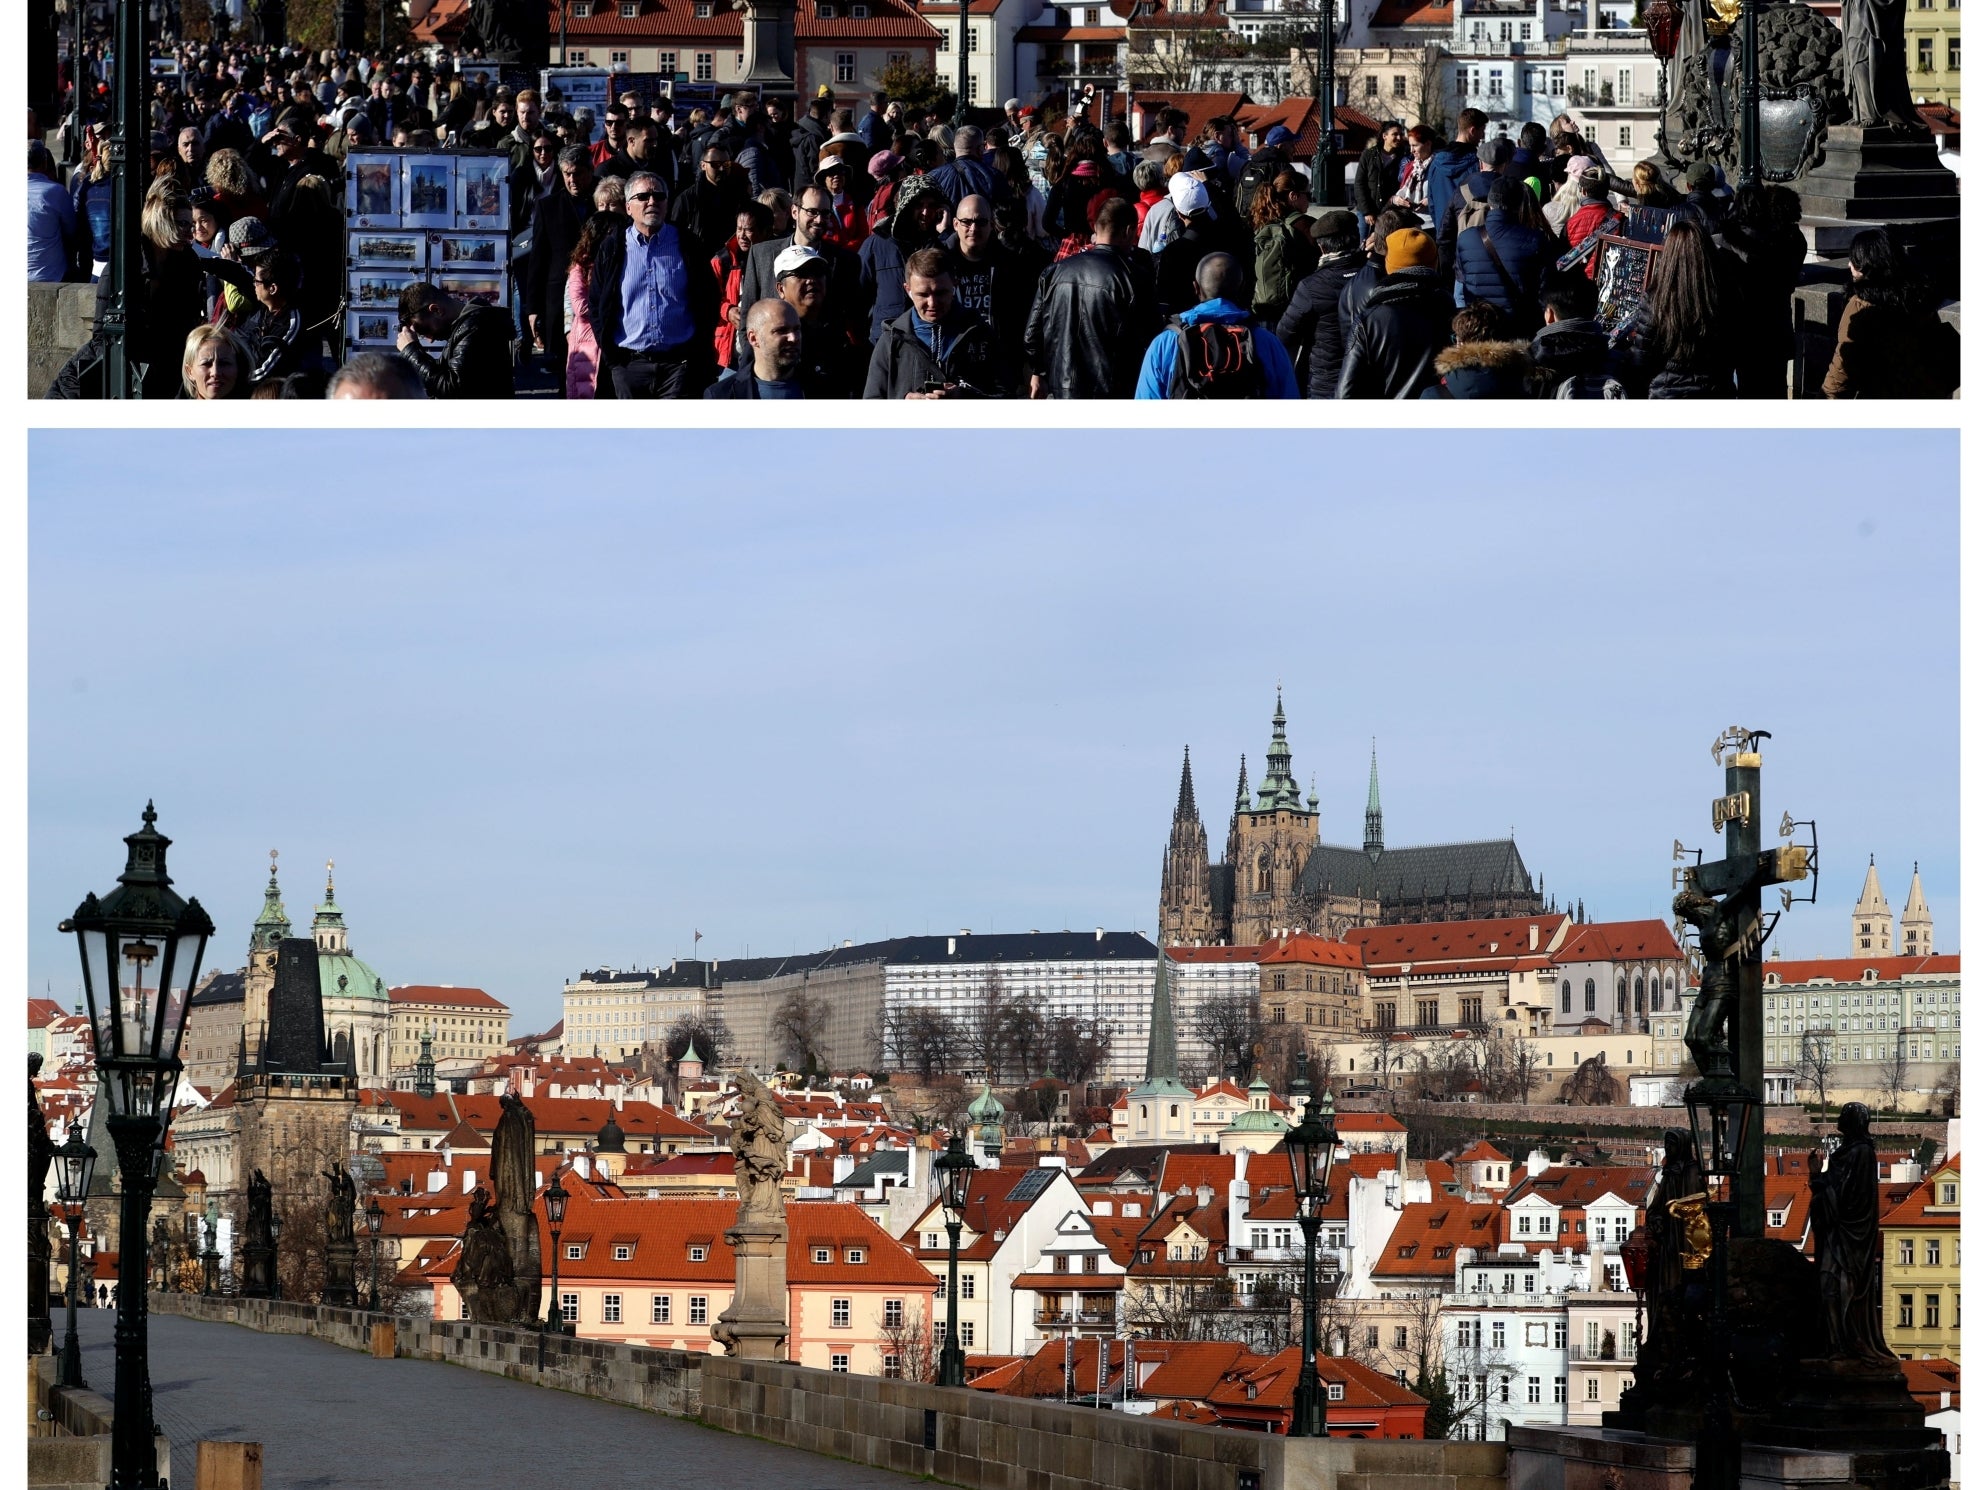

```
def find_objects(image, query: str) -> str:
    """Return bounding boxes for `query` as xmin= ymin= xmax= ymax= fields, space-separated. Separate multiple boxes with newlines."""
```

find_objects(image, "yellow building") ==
xmin=1905 ymin=0 xmax=1961 ymax=110
xmin=388 ymin=985 xmax=511 ymax=1072
xmin=1882 ymin=1156 xmax=1961 ymax=1363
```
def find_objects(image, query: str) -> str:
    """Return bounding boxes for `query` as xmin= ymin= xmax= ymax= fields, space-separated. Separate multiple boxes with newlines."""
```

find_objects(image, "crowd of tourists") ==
xmin=27 ymin=39 xmax=1959 ymax=398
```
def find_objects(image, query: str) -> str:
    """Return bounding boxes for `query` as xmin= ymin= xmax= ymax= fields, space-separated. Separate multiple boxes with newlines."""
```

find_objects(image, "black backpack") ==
xmin=1171 ymin=319 xmax=1263 ymax=398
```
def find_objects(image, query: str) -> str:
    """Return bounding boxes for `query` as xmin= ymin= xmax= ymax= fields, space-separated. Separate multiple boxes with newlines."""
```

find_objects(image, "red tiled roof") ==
xmin=1349 ymin=915 xmax=1571 ymax=970
xmin=1167 ymin=944 xmax=1260 ymax=963
xmin=1456 ymin=1140 xmax=1510 ymax=1165
xmin=384 ymin=1090 xmax=710 ymax=1141
xmin=1369 ymin=0 xmax=1453 ymax=26
xmin=1136 ymin=1340 xmax=1261 ymax=1399
xmin=1553 ymin=920 xmax=1684 ymax=964
xmin=391 ymin=984 xmax=507 ymax=1009
xmin=1881 ymin=1157 xmax=1961 ymax=1229
xmin=1372 ymin=1201 xmax=1500 ymax=1277
xmin=1209 ymin=1348 xmax=1428 ymax=1413
xmin=1764 ymin=955 xmax=1960 ymax=984
xmin=1336 ymin=1113 xmax=1407 ymax=1133
xmin=28 ymin=998 xmax=65 ymax=1028
xmin=1901 ymin=1357 xmax=1960 ymax=1413
xmin=1258 ymin=931 xmax=1364 ymax=969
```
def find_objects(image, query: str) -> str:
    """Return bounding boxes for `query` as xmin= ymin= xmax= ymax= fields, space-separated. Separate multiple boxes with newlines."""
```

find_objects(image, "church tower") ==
xmin=1228 ymin=691 xmax=1321 ymax=947
xmin=1158 ymin=748 xmax=1214 ymax=948
xmin=1364 ymin=741 xmax=1384 ymax=859
xmin=1899 ymin=864 xmax=1934 ymax=957
xmin=1852 ymin=857 xmax=1894 ymax=957
xmin=241 ymin=851 xmax=291 ymax=1071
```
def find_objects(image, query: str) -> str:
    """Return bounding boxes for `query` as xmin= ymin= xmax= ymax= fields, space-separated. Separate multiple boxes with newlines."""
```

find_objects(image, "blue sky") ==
xmin=27 ymin=431 xmax=1959 ymax=1036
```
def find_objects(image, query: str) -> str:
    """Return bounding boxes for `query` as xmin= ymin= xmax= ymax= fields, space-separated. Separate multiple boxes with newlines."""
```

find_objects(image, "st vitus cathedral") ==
xmin=1159 ymin=694 xmax=1548 ymax=947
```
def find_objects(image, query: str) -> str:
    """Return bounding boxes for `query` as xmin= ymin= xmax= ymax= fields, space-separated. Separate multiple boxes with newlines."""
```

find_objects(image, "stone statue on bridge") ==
xmin=452 ymin=1096 xmax=540 ymax=1324
xmin=714 ymin=1074 xmax=790 ymax=1360
xmin=29 ymin=1055 xmax=54 ymax=1353
xmin=1809 ymin=1104 xmax=1896 ymax=1370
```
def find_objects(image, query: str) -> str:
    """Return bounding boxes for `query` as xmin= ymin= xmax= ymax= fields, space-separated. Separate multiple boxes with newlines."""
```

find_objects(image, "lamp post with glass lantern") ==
xmin=1683 ymin=1081 xmax=1757 ymax=1490
xmin=364 ymin=1197 xmax=384 ymax=1311
xmin=59 ymin=803 xmax=213 ymax=1489
xmin=539 ymin=1171 xmax=570 ymax=1370
xmin=1286 ymin=1063 xmax=1339 ymax=1438
xmin=935 ymin=1133 xmax=974 ymax=1387
xmin=55 ymin=1123 xmax=97 ymax=1389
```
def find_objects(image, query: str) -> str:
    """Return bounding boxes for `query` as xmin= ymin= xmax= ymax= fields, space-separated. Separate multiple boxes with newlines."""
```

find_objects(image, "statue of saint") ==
xmin=729 ymin=1074 xmax=789 ymax=1225
xmin=28 ymin=1056 xmax=55 ymax=1350
xmin=1842 ymin=0 xmax=1918 ymax=128
xmin=1674 ymin=882 xmax=1757 ymax=1084
xmin=1809 ymin=1103 xmax=1896 ymax=1368
xmin=453 ymin=1185 xmax=516 ymax=1299
xmin=247 ymin=1169 xmax=273 ymax=1247
xmin=323 ymin=1166 xmax=357 ymax=1245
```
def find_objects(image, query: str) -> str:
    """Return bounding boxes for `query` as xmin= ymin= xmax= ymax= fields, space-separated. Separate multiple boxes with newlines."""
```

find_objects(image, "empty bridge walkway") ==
xmin=72 ymin=1309 xmax=934 ymax=1490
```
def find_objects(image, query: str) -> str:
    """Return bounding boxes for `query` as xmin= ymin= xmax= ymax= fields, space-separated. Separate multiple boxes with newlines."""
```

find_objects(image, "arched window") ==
xmin=1584 ymin=979 xmax=1596 ymax=1013
xmin=1256 ymin=848 xmax=1272 ymax=894
xmin=1633 ymin=977 xmax=1645 ymax=1014
xmin=1616 ymin=980 xmax=1626 ymax=1013
xmin=1561 ymin=980 xmax=1572 ymax=1013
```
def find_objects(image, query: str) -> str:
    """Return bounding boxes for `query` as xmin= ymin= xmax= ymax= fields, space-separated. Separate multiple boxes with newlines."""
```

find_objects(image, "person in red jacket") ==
xmin=710 ymin=200 xmax=775 ymax=364
xmin=1564 ymin=167 xmax=1620 ymax=280
xmin=814 ymin=151 xmax=869 ymax=250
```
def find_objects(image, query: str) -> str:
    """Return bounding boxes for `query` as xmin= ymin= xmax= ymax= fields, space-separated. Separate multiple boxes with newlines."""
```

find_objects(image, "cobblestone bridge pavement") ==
xmin=74 ymin=1309 xmax=938 ymax=1490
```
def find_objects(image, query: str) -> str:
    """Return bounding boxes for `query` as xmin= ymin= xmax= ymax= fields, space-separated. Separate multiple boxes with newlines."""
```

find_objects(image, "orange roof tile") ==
xmin=1881 ymin=1157 xmax=1961 ymax=1229
xmin=1349 ymin=915 xmax=1570 ymax=970
xmin=391 ymin=984 xmax=508 ymax=1009
xmin=1372 ymin=1201 xmax=1500 ymax=1277
xmin=1764 ymin=955 xmax=1961 ymax=984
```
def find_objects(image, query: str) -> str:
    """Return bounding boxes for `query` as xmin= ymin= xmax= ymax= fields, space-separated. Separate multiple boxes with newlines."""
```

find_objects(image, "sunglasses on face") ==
xmin=628 ymin=190 xmax=662 ymax=202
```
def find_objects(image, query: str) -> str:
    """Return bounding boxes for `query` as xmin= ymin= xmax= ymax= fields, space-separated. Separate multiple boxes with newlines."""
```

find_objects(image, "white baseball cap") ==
xmin=1168 ymin=173 xmax=1210 ymax=215
xmin=773 ymin=244 xmax=827 ymax=278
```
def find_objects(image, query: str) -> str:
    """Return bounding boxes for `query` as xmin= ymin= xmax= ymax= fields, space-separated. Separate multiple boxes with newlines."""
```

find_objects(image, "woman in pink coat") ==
xmin=563 ymin=210 xmax=624 ymax=399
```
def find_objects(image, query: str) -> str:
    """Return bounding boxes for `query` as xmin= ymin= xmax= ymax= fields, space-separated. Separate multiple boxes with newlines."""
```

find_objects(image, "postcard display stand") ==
xmin=343 ymin=150 xmax=513 ymax=354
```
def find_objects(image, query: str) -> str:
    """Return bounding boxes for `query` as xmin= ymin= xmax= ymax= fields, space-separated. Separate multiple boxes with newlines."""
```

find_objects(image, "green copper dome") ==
xmin=1225 ymin=1107 xmax=1291 ymax=1134
xmin=967 ymin=1082 xmax=1005 ymax=1122
xmin=313 ymin=863 xmax=388 ymax=1002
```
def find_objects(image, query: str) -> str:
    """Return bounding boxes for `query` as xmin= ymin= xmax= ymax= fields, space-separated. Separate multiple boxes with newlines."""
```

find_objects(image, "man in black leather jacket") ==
xmin=1021 ymin=197 xmax=1159 ymax=399
xmin=1336 ymin=227 xmax=1455 ymax=399
xmin=396 ymin=282 xmax=517 ymax=398
xmin=1275 ymin=209 xmax=1364 ymax=399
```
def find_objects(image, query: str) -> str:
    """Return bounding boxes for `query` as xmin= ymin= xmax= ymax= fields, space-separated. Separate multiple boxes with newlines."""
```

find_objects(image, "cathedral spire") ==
xmin=1852 ymin=856 xmax=1893 ymax=956
xmin=252 ymin=848 xmax=291 ymax=952
xmin=313 ymin=858 xmax=350 ymax=954
xmin=1175 ymin=746 xmax=1197 ymax=820
xmin=1900 ymin=861 xmax=1933 ymax=957
xmin=1143 ymin=951 xmax=1180 ymax=1085
xmin=415 ymin=1027 xmax=436 ymax=1097
xmin=1364 ymin=740 xmax=1384 ymax=858
xmin=1255 ymin=689 xmax=1305 ymax=812
xmin=1234 ymin=754 xmax=1250 ymax=816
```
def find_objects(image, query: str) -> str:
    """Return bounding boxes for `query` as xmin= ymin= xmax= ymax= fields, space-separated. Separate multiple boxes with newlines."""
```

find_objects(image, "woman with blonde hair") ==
xmin=204 ymin=147 xmax=268 ymax=223
xmin=70 ymin=125 xmax=116 ymax=278
xmin=47 ymin=179 xmax=206 ymax=397
xmin=180 ymin=324 xmax=253 ymax=399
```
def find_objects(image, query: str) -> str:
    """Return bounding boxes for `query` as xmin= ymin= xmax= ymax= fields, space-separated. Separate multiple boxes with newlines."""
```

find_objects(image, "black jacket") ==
xmin=940 ymin=235 xmax=1043 ymax=391
xmin=670 ymin=171 xmax=752 ymax=253
xmin=1530 ymin=316 xmax=1618 ymax=397
xmin=584 ymin=222 xmax=719 ymax=365
xmin=1275 ymin=251 xmax=1361 ymax=399
xmin=791 ymin=114 xmax=832 ymax=188
xmin=1022 ymin=245 xmax=1160 ymax=399
xmin=1336 ymin=267 xmax=1455 ymax=399
xmin=1336 ymin=253 xmax=1387 ymax=347
xmin=525 ymin=183 xmax=592 ymax=329
xmin=1155 ymin=221 xmax=1232 ymax=319
xmin=862 ymin=304 xmax=1003 ymax=398
xmin=404 ymin=303 xmax=516 ymax=398
xmin=1354 ymin=145 xmax=1406 ymax=221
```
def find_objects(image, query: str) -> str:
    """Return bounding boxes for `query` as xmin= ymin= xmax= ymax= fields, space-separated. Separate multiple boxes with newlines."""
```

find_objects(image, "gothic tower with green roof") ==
xmin=1225 ymin=691 xmax=1322 ymax=947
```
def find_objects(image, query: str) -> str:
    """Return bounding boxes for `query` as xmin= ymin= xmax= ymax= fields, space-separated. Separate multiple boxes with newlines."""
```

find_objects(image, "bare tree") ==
xmin=1046 ymin=1013 xmax=1113 ymax=1088
xmin=1123 ymin=1274 xmax=1238 ymax=1341
xmin=771 ymin=990 xmax=831 ymax=1074
xmin=1000 ymin=990 xmax=1050 ymax=1083
xmin=881 ymin=1005 xmax=961 ymax=1080
xmin=1876 ymin=1031 xmax=1911 ymax=1115
xmin=663 ymin=1013 xmax=734 ymax=1069
xmin=964 ymin=970 xmax=1017 ymax=1085
xmin=1190 ymin=989 xmax=1263 ymax=1082
xmin=878 ymin=1299 xmax=938 ymax=1382
xmin=1795 ymin=1029 xmax=1835 ymax=1112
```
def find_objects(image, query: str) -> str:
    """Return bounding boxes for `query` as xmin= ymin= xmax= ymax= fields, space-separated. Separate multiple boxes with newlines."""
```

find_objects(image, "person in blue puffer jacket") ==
xmin=1452 ymin=177 xmax=1546 ymax=334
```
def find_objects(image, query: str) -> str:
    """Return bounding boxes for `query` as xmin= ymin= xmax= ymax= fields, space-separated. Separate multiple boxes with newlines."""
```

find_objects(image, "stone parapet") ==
xmin=26 ymin=281 xmax=96 ymax=398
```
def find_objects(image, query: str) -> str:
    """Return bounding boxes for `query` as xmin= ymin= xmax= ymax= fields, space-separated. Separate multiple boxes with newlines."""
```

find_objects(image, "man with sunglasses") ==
xmin=583 ymin=171 xmax=720 ymax=397
xmin=728 ymin=182 xmax=861 ymax=368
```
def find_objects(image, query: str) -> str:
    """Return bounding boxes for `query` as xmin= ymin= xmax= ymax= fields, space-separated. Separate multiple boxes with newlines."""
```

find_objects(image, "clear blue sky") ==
xmin=27 ymin=431 xmax=1959 ymax=1037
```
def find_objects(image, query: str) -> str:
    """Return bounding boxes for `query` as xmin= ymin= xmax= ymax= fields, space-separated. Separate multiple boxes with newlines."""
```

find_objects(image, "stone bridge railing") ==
xmin=149 ymin=1293 xmax=1509 ymax=1490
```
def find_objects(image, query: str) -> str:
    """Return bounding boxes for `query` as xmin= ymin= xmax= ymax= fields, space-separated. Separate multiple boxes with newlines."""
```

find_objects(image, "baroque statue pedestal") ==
xmin=713 ymin=1221 xmax=788 ymax=1361
xmin=324 ymin=1238 xmax=359 ymax=1308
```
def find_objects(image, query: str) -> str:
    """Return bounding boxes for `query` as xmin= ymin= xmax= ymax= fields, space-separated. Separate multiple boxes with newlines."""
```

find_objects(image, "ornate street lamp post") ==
xmin=1285 ymin=1064 xmax=1338 ymax=1438
xmin=539 ymin=1171 xmax=570 ymax=1369
xmin=55 ymin=1123 xmax=97 ymax=1389
xmin=200 ymin=1216 xmax=218 ymax=1296
xmin=935 ymin=1133 xmax=974 ymax=1388
xmin=59 ymin=803 xmax=213 ymax=1490
xmin=102 ymin=0 xmax=153 ymax=395
xmin=953 ymin=0 xmax=969 ymax=128
xmin=1309 ymin=0 xmax=1340 ymax=205
xmin=364 ymin=1197 xmax=384 ymax=1312
xmin=1683 ymin=1082 xmax=1758 ymax=1490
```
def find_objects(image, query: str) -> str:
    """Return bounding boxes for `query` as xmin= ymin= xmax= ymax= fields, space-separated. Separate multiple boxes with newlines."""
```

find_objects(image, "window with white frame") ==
xmin=961 ymin=1275 xmax=975 ymax=1299
xmin=603 ymin=1293 xmax=622 ymax=1323
xmin=658 ymin=49 xmax=677 ymax=71
xmin=813 ymin=1246 xmax=832 ymax=1264
xmin=1327 ymin=1382 xmax=1345 ymax=1401
xmin=695 ymin=50 xmax=714 ymax=78
xmin=831 ymin=1298 xmax=852 ymax=1328
xmin=652 ymin=1294 xmax=671 ymax=1324
xmin=884 ymin=1298 xmax=904 ymax=1328
xmin=1586 ymin=1376 xmax=1600 ymax=1401
xmin=561 ymin=1292 xmax=579 ymax=1323
xmin=846 ymin=1248 xmax=865 ymax=1265
xmin=1527 ymin=1376 xmax=1541 ymax=1404
xmin=832 ymin=1353 xmax=851 ymax=1372
xmin=688 ymin=1296 xmax=708 ymax=1324
xmin=614 ymin=1244 xmax=632 ymax=1261
xmin=960 ymin=1321 xmax=975 ymax=1346
xmin=689 ymin=1244 xmax=707 ymax=1262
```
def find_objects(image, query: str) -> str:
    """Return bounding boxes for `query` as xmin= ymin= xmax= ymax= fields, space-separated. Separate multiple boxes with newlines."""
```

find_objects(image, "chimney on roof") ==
xmin=1196 ymin=1184 xmax=1214 ymax=1208
xmin=948 ymin=937 xmax=956 ymax=955
xmin=960 ymin=928 xmax=971 ymax=936
xmin=843 ymin=939 xmax=852 ymax=948
xmin=1529 ymin=923 xmax=1539 ymax=952
xmin=428 ymin=1169 xmax=445 ymax=1193
xmin=1096 ymin=928 xmax=1105 ymax=941
xmin=463 ymin=1168 xmax=476 ymax=1192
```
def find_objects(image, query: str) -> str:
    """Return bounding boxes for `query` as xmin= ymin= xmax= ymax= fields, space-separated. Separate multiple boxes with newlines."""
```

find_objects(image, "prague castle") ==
xmin=1159 ymin=694 xmax=1547 ymax=947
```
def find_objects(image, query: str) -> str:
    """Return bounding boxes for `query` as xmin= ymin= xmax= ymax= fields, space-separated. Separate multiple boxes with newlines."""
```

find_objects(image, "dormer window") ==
xmin=1327 ymin=1382 xmax=1345 ymax=1402
xmin=571 ymin=0 xmax=592 ymax=14
xmin=688 ymin=1243 xmax=707 ymax=1261
xmin=924 ymin=1232 xmax=940 ymax=1250
xmin=694 ymin=1 xmax=712 ymax=14
xmin=613 ymin=1243 xmax=633 ymax=1260
xmin=817 ymin=1 xmax=836 ymax=13
xmin=566 ymin=1242 xmax=585 ymax=1259
xmin=619 ymin=0 xmax=638 ymax=13
xmin=814 ymin=1246 xmax=833 ymax=1263
xmin=846 ymin=1248 xmax=866 ymax=1264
